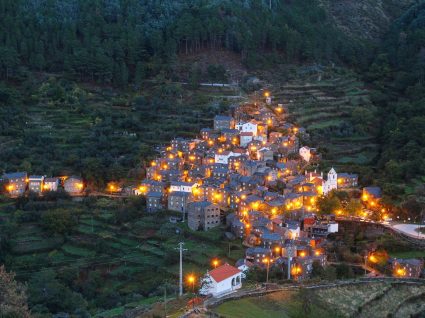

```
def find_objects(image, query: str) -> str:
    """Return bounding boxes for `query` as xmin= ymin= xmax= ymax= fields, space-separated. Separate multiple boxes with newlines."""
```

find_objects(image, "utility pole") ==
xmin=288 ymin=257 xmax=292 ymax=280
xmin=175 ymin=242 xmax=187 ymax=297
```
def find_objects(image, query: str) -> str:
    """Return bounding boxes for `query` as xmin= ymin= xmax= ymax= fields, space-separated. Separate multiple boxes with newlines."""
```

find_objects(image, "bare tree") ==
xmin=0 ymin=266 xmax=31 ymax=318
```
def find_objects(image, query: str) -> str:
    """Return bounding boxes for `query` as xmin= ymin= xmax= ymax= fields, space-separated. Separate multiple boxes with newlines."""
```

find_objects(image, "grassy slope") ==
xmin=214 ymin=282 xmax=425 ymax=318
xmin=214 ymin=290 xmax=341 ymax=318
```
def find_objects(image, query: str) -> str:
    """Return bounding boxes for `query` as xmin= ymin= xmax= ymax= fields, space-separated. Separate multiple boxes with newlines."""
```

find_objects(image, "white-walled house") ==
xmin=299 ymin=146 xmax=311 ymax=162
xmin=199 ymin=263 xmax=242 ymax=297
xmin=236 ymin=121 xmax=258 ymax=136
xmin=215 ymin=151 xmax=241 ymax=164
xmin=170 ymin=181 xmax=197 ymax=193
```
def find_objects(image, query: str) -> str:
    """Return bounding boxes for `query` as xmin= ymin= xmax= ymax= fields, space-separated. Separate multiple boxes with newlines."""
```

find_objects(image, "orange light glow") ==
xmin=291 ymin=265 xmax=302 ymax=276
xmin=212 ymin=259 xmax=219 ymax=268
xmin=369 ymin=255 xmax=378 ymax=263
xmin=396 ymin=268 xmax=406 ymax=277
xmin=299 ymin=251 xmax=306 ymax=257
xmin=187 ymin=275 xmax=195 ymax=285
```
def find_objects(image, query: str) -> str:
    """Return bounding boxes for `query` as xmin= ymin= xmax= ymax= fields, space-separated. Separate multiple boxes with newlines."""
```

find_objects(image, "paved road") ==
xmin=391 ymin=223 xmax=425 ymax=239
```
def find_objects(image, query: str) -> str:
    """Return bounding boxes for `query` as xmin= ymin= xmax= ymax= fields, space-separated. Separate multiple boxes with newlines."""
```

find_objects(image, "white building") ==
xmin=236 ymin=121 xmax=258 ymax=136
xmin=169 ymin=181 xmax=197 ymax=193
xmin=299 ymin=146 xmax=311 ymax=162
xmin=322 ymin=168 xmax=338 ymax=195
xmin=327 ymin=222 xmax=339 ymax=233
xmin=215 ymin=151 xmax=241 ymax=164
xmin=199 ymin=263 xmax=242 ymax=298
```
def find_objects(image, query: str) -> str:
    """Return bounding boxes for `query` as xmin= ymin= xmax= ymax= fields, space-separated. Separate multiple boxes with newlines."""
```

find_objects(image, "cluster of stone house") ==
xmin=134 ymin=98 xmax=348 ymax=279
xmin=227 ymin=211 xmax=337 ymax=280
xmin=136 ymin=100 xmax=358 ymax=228
xmin=1 ymin=173 xmax=84 ymax=197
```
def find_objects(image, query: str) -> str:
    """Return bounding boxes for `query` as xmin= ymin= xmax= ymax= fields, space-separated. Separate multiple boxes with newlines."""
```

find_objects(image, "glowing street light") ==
xmin=187 ymin=275 xmax=195 ymax=293
xmin=212 ymin=259 xmax=219 ymax=268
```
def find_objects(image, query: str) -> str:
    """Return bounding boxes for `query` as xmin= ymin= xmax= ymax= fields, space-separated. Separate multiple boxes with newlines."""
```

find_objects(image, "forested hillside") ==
xmin=367 ymin=2 xmax=425 ymax=208
xmin=0 ymin=0 xmax=366 ymax=85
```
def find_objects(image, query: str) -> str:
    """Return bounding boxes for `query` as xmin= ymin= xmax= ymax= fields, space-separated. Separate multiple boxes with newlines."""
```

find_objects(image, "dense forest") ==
xmin=0 ymin=0 xmax=367 ymax=85
xmin=368 ymin=2 xmax=425 ymax=208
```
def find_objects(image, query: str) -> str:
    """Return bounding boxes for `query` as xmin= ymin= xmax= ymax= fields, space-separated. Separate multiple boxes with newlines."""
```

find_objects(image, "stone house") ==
xmin=187 ymin=201 xmax=221 ymax=231
xmin=64 ymin=176 xmax=84 ymax=195
xmin=3 ymin=172 xmax=27 ymax=197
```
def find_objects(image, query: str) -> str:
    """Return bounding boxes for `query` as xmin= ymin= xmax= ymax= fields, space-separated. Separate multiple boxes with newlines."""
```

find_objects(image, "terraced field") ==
xmin=0 ymin=76 xmax=244 ymax=177
xmin=213 ymin=282 xmax=425 ymax=318
xmin=317 ymin=282 xmax=425 ymax=317
xmin=1 ymin=198 xmax=245 ymax=317
xmin=271 ymin=69 xmax=379 ymax=172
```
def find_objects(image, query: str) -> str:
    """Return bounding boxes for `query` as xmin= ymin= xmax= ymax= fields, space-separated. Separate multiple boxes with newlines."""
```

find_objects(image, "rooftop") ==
xmin=208 ymin=263 xmax=241 ymax=283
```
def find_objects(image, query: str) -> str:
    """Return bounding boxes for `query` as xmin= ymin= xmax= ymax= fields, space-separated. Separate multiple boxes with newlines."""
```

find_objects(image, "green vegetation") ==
xmin=0 ymin=196 xmax=245 ymax=316
xmin=365 ymin=2 xmax=425 ymax=208
xmin=0 ymin=0 xmax=365 ymax=87
xmin=0 ymin=76 xmax=235 ymax=187
xmin=215 ymin=282 xmax=425 ymax=318
xmin=214 ymin=290 xmax=342 ymax=318
xmin=388 ymin=250 xmax=425 ymax=259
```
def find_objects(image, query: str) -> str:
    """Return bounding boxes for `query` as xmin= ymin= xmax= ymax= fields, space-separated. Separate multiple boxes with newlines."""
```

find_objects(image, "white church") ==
xmin=322 ymin=168 xmax=338 ymax=195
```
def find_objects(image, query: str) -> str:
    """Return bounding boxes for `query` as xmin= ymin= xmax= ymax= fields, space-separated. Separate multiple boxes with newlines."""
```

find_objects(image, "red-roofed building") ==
xmin=199 ymin=263 xmax=242 ymax=297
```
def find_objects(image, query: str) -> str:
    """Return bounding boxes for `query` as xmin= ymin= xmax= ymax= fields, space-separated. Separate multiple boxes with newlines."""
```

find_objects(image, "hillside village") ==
xmin=6 ymin=90 xmax=421 ymax=298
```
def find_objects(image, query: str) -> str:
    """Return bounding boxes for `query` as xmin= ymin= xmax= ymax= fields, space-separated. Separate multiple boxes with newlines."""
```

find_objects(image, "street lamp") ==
xmin=212 ymin=259 xmax=219 ymax=269
xmin=187 ymin=275 xmax=195 ymax=293
xmin=262 ymin=257 xmax=273 ymax=284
